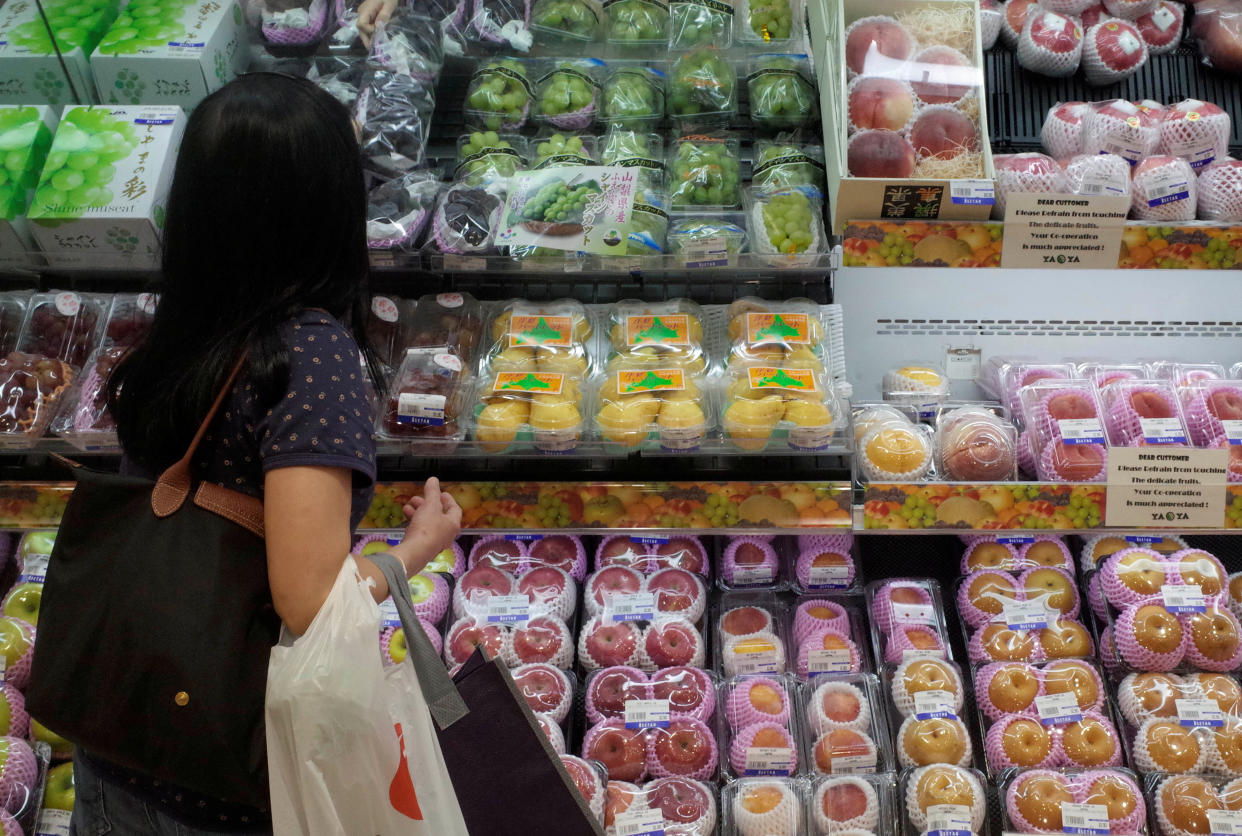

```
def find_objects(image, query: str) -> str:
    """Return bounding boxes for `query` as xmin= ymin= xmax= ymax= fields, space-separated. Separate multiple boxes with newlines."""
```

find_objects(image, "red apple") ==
xmin=1047 ymin=393 xmax=1097 ymax=420
xmin=845 ymin=17 xmax=916 ymax=74
xmin=585 ymin=620 xmax=641 ymax=667
xmin=472 ymin=540 xmax=523 ymax=572
xmin=560 ymin=755 xmax=602 ymax=807
xmin=1029 ymin=11 xmax=1083 ymax=54
xmin=447 ymin=620 xmax=505 ymax=664
xmin=1081 ymin=3 xmax=1109 ymax=28
xmin=1209 ymin=389 xmax=1242 ymax=421
xmin=1130 ymin=390 xmax=1175 ymax=419
xmin=512 ymin=616 xmax=567 ymax=665
xmin=1006 ymin=0 xmax=1037 ymax=40
xmin=1195 ymin=0 xmax=1242 ymax=72
xmin=588 ymin=567 xmax=644 ymax=609
xmin=1135 ymin=1 xmax=1182 ymax=52
xmin=645 ymin=621 xmax=701 ymax=668
xmin=590 ymin=667 xmax=648 ymax=717
xmin=518 ymin=567 xmax=569 ymax=610
xmin=652 ymin=538 xmax=706 ymax=573
xmin=652 ymin=667 xmax=710 ymax=716
xmin=647 ymin=569 xmax=701 ymax=615
xmin=653 ymin=719 xmax=714 ymax=775
xmin=459 ymin=565 xmax=514 ymax=598
xmin=512 ymin=664 xmax=569 ymax=715
xmin=649 ymin=776 xmax=712 ymax=824
xmin=599 ymin=538 xmax=648 ymax=569
xmin=847 ymin=130 xmax=917 ymax=178
xmin=529 ymin=536 xmax=578 ymax=572
xmin=585 ymin=721 xmax=648 ymax=782
xmin=910 ymin=108 xmax=980 ymax=160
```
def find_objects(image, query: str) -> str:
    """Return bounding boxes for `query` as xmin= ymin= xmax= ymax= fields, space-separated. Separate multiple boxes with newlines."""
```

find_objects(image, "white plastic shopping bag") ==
xmin=265 ymin=557 xmax=468 ymax=836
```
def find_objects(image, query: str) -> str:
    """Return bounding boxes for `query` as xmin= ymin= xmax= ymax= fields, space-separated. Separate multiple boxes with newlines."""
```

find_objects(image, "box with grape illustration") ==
xmin=28 ymin=105 xmax=186 ymax=269
xmin=0 ymin=106 xmax=57 ymax=269
xmin=91 ymin=0 xmax=247 ymax=109
xmin=0 ymin=0 xmax=122 ymax=106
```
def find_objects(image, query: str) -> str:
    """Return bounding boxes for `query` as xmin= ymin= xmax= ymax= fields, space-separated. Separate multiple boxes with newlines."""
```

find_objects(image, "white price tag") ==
xmin=681 ymin=237 xmax=728 ymax=269
xmin=379 ymin=598 xmax=401 ymax=629
xmin=486 ymin=595 xmax=530 ymax=626
xmin=808 ymin=649 xmax=853 ymax=674
xmin=807 ymin=564 xmax=850 ymax=589
xmin=1178 ymin=697 xmax=1225 ymax=727
xmin=744 ymin=746 xmax=794 ymax=776
xmin=732 ymin=565 xmax=775 ymax=586
xmin=1140 ymin=417 xmax=1188 ymax=444
xmin=829 ymin=751 xmax=876 ymax=774
xmin=914 ymin=689 xmax=958 ymax=720
xmin=36 ymin=809 xmax=72 ymax=836
xmin=926 ymin=804 xmax=973 ymax=836
xmin=891 ymin=600 xmax=937 ymax=626
xmin=949 ymin=179 xmax=995 ymax=206
xmin=605 ymin=592 xmax=656 ymax=623
xmin=18 ymin=554 xmax=48 ymax=585
xmin=1001 ymin=599 xmax=1049 ymax=631
xmin=443 ymin=254 xmax=486 ymax=271
xmin=1162 ymin=584 xmax=1207 ymax=614
xmin=1222 ymin=420 xmax=1242 ymax=445
xmin=1036 ymin=692 xmax=1083 ymax=726
xmin=1061 ymin=802 xmax=1111 ymax=835
xmin=733 ymin=648 xmax=780 ymax=675
xmin=1144 ymin=165 xmax=1192 ymax=206
xmin=397 ymin=392 xmax=447 ymax=426
xmin=624 ymin=699 xmax=671 ymax=730
xmin=1210 ymin=809 xmax=1242 ymax=836
xmin=614 ymin=807 xmax=665 ymax=836
xmin=902 ymin=648 xmax=944 ymax=661
xmin=945 ymin=347 xmax=982 ymax=381
xmin=1077 ymin=167 xmax=1130 ymax=197
xmin=1058 ymin=418 xmax=1105 ymax=444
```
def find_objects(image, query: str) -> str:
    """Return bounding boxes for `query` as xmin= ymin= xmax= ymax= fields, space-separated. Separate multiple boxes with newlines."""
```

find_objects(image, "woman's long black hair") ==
xmin=109 ymin=73 xmax=383 ymax=473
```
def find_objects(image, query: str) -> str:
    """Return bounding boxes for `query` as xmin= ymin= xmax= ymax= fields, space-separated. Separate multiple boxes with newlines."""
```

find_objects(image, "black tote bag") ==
xmin=26 ymin=359 xmax=279 ymax=809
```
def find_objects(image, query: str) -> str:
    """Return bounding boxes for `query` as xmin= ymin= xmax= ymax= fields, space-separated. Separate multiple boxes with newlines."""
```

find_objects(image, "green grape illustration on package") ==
xmin=30 ymin=109 xmax=141 ymax=222
xmin=0 ymin=109 xmax=52 ymax=219
xmin=105 ymin=226 xmax=139 ymax=252
xmin=9 ymin=0 xmax=121 ymax=54
xmin=98 ymin=0 xmax=197 ymax=54
xmin=106 ymin=70 xmax=147 ymax=105
xmin=518 ymin=179 xmax=603 ymax=223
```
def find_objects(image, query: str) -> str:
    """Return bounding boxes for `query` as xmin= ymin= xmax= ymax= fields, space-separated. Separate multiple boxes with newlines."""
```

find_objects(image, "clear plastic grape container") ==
xmin=365 ymin=294 xmax=416 ymax=371
xmin=668 ymin=49 xmax=738 ymax=127
xmin=605 ymin=0 xmax=671 ymax=46
xmin=406 ymin=292 xmax=485 ymax=365
xmin=737 ymin=0 xmax=803 ymax=46
xmin=529 ymin=131 xmax=597 ymax=171
xmin=1017 ymin=378 xmax=1110 ymax=484
xmin=667 ymin=213 xmax=749 ymax=265
xmin=454 ymin=131 xmax=528 ymax=187
xmin=790 ymin=593 xmax=870 ymax=678
xmin=721 ymin=363 xmax=846 ymax=453
xmin=617 ymin=190 xmax=671 ymax=257
xmin=601 ymin=127 xmax=666 ymax=191
xmin=715 ymin=591 xmax=792 ymax=680
xmin=463 ymin=58 xmax=535 ymax=132
xmin=0 ymin=291 xmax=31 ymax=358
xmin=530 ymin=0 xmax=603 ymax=42
xmin=745 ymin=186 xmax=828 ymax=265
xmin=751 ymin=140 xmax=827 ymax=193
xmin=719 ymin=673 xmax=806 ymax=779
xmin=800 ymin=673 xmax=894 ymax=776
xmin=934 ymin=405 xmax=1019 ymax=482
xmin=807 ymin=772 xmax=897 ymax=836
xmin=533 ymin=59 xmax=604 ymax=131
xmin=15 ymin=291 xmax=108 ymax=372
xmin=747 ymin=54 xmax=817 ymax=131
xmin=1002 ymin=767 xmax=1147 ymax=835
xmin=900 ymin=763 xmax=989 ymax=836
xmin=864 ymin=578 xmax=953 ymax=670
xmin=378 ymin=348 xmax=470 ymax=449
xmin=668 ymin=0 xmax=733 ymax=50
xmin=600 ymin=66 xmax=667 ymax=128
xmin=722 ymin=776 xmax=809 ymax=836
xmin=670 ymin=134 xmax=743 ymax=211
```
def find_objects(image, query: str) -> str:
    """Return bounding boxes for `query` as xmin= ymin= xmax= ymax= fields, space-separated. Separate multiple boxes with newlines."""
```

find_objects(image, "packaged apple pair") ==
xmin=580 ymin=688 xmax=723 ymax=785
xmin=715 ymin=592 xmax=793 ymax=680
xmin=596 ymin=534 xmax=713 ymax=578
xmin=716 ymin=673 xmax=805 ymax=779
xmin=790 ymin=594 xmax=870 ymax=679
xmin=1017 ymin=378 xmax=1111 ymax=484
xmin=900 ymin=763 xmax=990 ymax=836
xmin=444 ymin=581 xmax=578 ymax=671
xmin=594 ymin=362 xmax=715 ymax=452
xmin=747 ymin=55 xmax=817 ymax=131
xmin=1115 ymin=670 xmax=1242 ymax=778
xmin=975 ymin=660 xmax=1125 ymax=774
xmin=801 ymin=673 xmax=894 ymax=776
xmin=52 ymin=291 xmax=157 ymax=449
xmin=377 ymin=348 xmax=470 ymax=450
xmin=584 ymin=560 xmax=707 ymax=624
xmin=722 ymin=364 xmax=847 ymax=454
xmin=376 ymin=570 xmax=455 ymax=668
xmin=751 ymin=140 xmax=828 ymax=193
xmin=579 ymin=594 xmax=708 ymax=674
xmin=933 ymin=405 xmax=1019 ymax=482
xmin=865 ymin=579 xmax=953 ymax=671
xmin=792 ymin=533 xmax=860 ymax=594
xmin=1148 ymin=773 xmax=1242 ymax=836
xmin=1001 ymin=768 xmax=1148 ymax=835
xmin=603 ymin=779 xmax=720 ymax=836
xmin=471 ymin=533 xmax=590 ymax=582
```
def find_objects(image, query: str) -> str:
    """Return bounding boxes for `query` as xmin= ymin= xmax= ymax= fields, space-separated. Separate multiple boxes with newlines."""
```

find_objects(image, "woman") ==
xmin=72 ymin=73 xmax=461 ymax=834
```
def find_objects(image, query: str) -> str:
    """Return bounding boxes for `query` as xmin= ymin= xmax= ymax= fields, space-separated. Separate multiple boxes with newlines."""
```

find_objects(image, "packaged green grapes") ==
xmin=668 ymin=48 xmax=737 ymax=127
xmin=737 ymin=0 xmax=801 ymax=46
xmin=531 ymin=131 xmax=596 ymax=169
xmin=666 ymin=213 xmax=747 ymax=267
xmin=751 ymin=139 xmax=826 ymax=192
xmin=600 ymin=66 xmax=666 ymax=128
xmin=601 ymin=127 xmax=665 ymax=190
xmin=747 ymin=54 xmax=816 ymax=130
xmin=746 ymin=186 xmax=827 ymax=263
xmin=455 ymin=131 xmax=528 ymax=187
xmin=530 ymin=0 xmax=602 ymax=43
xmin=0 ymin=107 xmax=57 ymax=270
xmin=464 ymin=58 xmax=534 ymax=132
xmin=91 ymin=0 xmax=247 ymax=109
xmin=533 ymin=59 xmax=603 ymax=131
xmin=0 ymin=0 xmax=122 ymax=106
xmin=669 ymin=0 xmax=733 ymax=49
xmin=28 ymin=105 xmax=187 ymax=269
xmin=605 ymin=0 xmax=670 ymax=46
xmin=669 ymin=134 xmax=742 ymax=210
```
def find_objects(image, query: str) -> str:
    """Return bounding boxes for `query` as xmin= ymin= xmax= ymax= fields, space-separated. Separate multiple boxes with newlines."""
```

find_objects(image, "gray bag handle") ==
xmin=367 ymin=552 xmax=469 ymax=730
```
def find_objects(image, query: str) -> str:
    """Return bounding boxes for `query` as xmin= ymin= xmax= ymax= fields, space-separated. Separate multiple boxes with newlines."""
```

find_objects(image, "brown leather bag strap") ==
xmin=152 ymin=353 xmax=249 ymax=519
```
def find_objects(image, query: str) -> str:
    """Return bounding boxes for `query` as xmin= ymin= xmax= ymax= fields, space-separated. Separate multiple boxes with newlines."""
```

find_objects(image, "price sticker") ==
xmin=997 ymin=534 xmax=1036 ymax=545
xmin=1178 ymin=697 xmax=1225 ymax=728
xmin=829 ymin=751 xmax=876 ymax=774
xmin=949 ymin=179 xmax=995 ymax=206
xmin=1162 ymin=584 xmax=1207 ymax=614
xmin=926 ymin=804 xmax=973 ymax=836
xmin=681 ymin=237 xmax=728 ymax=269
xmin=606 ymin=592 xmax=656 ymax=623
xmin=1140 ymin=417 xmax=1188 ymax=444
xmin=1221 ymin=420 xmax=1242 ymax=445
xmin=1058 ymin=419 xmax=1105 ymax=444
xmin=36 ymin=809 xmax=72 ymax=836
xmin=1209 ymin=809 xmax=1242 ymax=836
xmin=1036 ymin=692 xmax=1083 ymax=726
xmin=807 ymin=564 xmax=850 ymax=589
xmin=625 ymin=699 xmax=671 ymax=730
xmin=732 ymin=565 xmax=775 ymax=586
xmin=631 ymin=535 xmax=669 ymax=545
xmin=891 ymin=600 xmax=937 ymax=626
xmin=945 ymin=347 xmax=982 ymax=380
xmin=1126 ymin=535 xmax=1161 ymax=544
xmin=18 ymin=554 xmax=48 ymax=585
xmin=1002 ymin=599 xmax=1050 ymax=631
xmin=379 ymin=598 xmax=401 ymax=629
xmin=1061 ymin=802 xmax=1111 ymax=835
xmin=486 ymin=595 xmax=530 ymax=626
xmin=808 ymin=649 xmax=853 ymax=674
xmin=397 ymin=392 xmax=446 ymax=426
xmin=902 ymin=648 xmax=945 ymax=661
xmin=614 ymin=808 xmax=665 ymax=836
xmin=744 ymin=747 xmax=794 ymax=776
xmin=732 ymin=647 xmax=780 ymax=675
xmin=914 ymin=690 xmax=958 ymax=720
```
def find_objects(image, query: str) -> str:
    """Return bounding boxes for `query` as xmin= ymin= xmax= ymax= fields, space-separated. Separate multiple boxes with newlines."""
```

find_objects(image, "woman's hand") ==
xmin=389 ymin=477 xmax=462 ymax=577
xmin=357 ymin=0 xmax=399 ymax=46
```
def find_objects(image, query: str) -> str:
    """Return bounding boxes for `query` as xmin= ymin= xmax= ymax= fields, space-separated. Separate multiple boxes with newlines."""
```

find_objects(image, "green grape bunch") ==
xmin=531 ymin=0 xmax=600 ymax=40
xmin=670 ymin=0 xmax=730 ymax=47
xmin=0 ymin=108 xmax=52 ymax=219
xmin=747 ymin=0 xmax=791 ymax=41
xmin=536 ymin=65 xmax=599 ymax=126
xmin=670 ymin=139 xmax=740 ymax=208
xmin=669 ymin=48 xmax=736 ymax=120
xmin=760 ymin=191 xmax=816 ymax=254
xmin=519 ymin=179 xmax=602 ymax=223
xmin=602 ymin=69 xmax=664 ymax=124
xmin=607 ymin=0 xmax=668 ymax=42
xmin=10 ymin=0 xmax=122 ymax=55
xmin=603 ymin=128 xmax=653 ymax=162
xmin=456 ymin=131 xmax=522 ymax=185
xmin=752 ymin=143 xmax=826 ymax=191
xmin=534 ymin=133 xmax=593 ymax=168
xmin=98 ymin=0 xmax=195 ymax=55
xmin=30 ymin=109 xmax=141 ymax=220
xmin=702 ymin=492 xmax=740 ymax=526
xmin=748 ymin=57 xmax=815 ymax=129
xmin=465 ymin=59 xmax=532 ymax=132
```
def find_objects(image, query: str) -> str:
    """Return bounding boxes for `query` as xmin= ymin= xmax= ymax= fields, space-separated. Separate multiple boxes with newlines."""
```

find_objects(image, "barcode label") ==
xmin=1062 ymin=802 xmax=1110 ymax=835
xmin=903 ymin=648 xmax=944 ymax=661
xmin=1058 ymin=418 xmax=1105 ymax=444
xmin=1002 ymin=599 xmax=1050 ymax=631
xmin=829 ymin=751 xmax=876 ymax=774
xmin=891 ymin=600 xmax=937 ymax=625
xmin=1209 ymin=809 xmax=1242 ymax=835
xmin=808 ymin=649 xmax=853 ymax=674
xmin=1036 ymin=691 xmax=1083 ymax=726
xmin=379 ymin=599 xmax=401 ymax=629
xmin=681 ymin=237 xmax=728 ymax=268
xmin=1177 ymin=697 xmax=1225 ymax=727
xmin=927 ymin=804 xmax=972 ymax=836
xmin=997 ymin=534 xmax=1035 ymax=544
xmin=397 ymin=393 xmax=446 ymax=426
xmin=1221 ymin=420 xmax=1242 ymax=445
xmin=949 ymin=179 xmax=995 ymax=206
xmin=744 ymin=746 xmax=794 ymax=776
xmin=807 ymin=564 xmax=850 ymax=589
xmin=35 ymin=809 xmax=72 ymax=836
xmin=631 ymin=535 xmax=669 ymax=545
xmin=732 ymin=565 xmax=775 ymax=586
xmin=1100 ymin=140 xmax=1143 ymax=164
xmin=17 ymin=554 xmax=48 ymax=585
xmin=1126 ymin=535 xmax=1161 ymax=544
xmin=1141 ymin=417 xmax=1188 ymax=444
xmin=625 ymin=699 xmax=671 ymax=729
xmin=914 ymin=689 xmax=958 ymax=720
xmin=1145 ymin=166 xmax=1192 ymax=206
xmin=614 ymin=807 xmax=665 ymax=836
xmin=605 ymin=592 xmax=656 ymax=623
xmin=1162 ymin=584 xmax=1207 ymax=613
xmin=1078 ymin=170 xmax=1129 ymax=196
xmin=486 ymin=595 xmax=531 ymax=625
xmin=733 ymin=650 xmax=780 ymax=675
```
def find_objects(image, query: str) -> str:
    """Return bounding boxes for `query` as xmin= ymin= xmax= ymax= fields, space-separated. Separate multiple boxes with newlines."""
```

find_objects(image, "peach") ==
xmin=910 ymin=46 xmax=974 ymax=105
xmin=721 ymin=606 xmax=770 ymax=637
xmin=1047 ymin=392 xmax=1096 ymax=420
xmin=1005 ymin=0 xmax=1037 ymax=39
xmin=751 ymin=727 xmax=789 ymax=748
xmin=734 ymin=543 xmax=766 ymax=566
xmin=741 ymin=784 xmax=784 ymax=814
xmin=909 ymin=108 xmax=980 ymax=160
xmin=1209 ymin=389 xmax=1242 ymax=421
xmin=848 ymin=78 xmax=915 ymax=132
xmin=1050 ymin=442 xmax=1105 ymax=481
xmin=1130 ymin=390 xmax=1175 ymax=418
xmin=845 ymin=17 xmax=916 ymax=74
xmin=847 ymin=130 xmax=917 ymax=178
xmin=824 ymin=781 xmax=869 ymax=822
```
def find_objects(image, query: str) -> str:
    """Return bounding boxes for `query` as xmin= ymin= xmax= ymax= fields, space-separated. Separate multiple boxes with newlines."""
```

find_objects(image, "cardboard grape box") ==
xmin=809 ymin=0 xmax=995 ymax=233
xmin=0 ymin=105 xmax=57 ymax=270
xmin=28 ymin=105 xmax=186 ymax=269
xmin=0 ymin=0 xmax=122 ymax=106
xmin=91 ymin=0 xmax=248 ymax=109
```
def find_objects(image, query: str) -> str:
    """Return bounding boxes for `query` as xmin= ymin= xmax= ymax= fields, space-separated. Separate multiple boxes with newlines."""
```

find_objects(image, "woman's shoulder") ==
xmin=281 ymin=310 xmax=362 ymax=363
